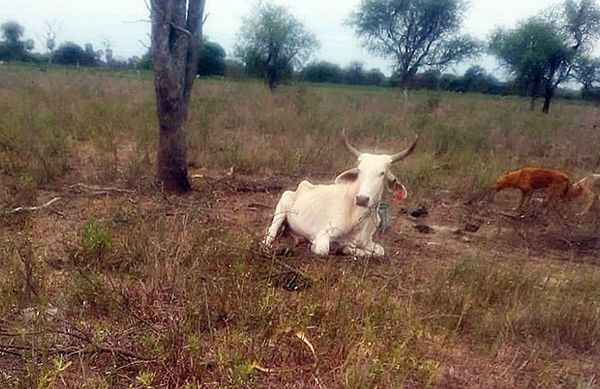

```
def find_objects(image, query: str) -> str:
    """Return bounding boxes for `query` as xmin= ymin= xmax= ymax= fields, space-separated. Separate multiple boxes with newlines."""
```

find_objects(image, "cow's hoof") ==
xmin=373 ymin=245 xmax=385 ymax=257
xmin=259 ymin=241 xmax=272 ymax=255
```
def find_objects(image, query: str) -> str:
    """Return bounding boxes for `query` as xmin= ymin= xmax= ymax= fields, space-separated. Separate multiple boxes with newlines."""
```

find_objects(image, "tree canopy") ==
xmin=1 ymin=21 xmax=24 ymax=44
xmin=348 ymin=0 xmax=481 ymax=90
xmin=52 ymin=42 xmax=99 ymax=66
xmin=0 ymin=21 xmax=33 ymax=62
xmin=301 ymin=61 xmax=344 ymax=84
xmin=198 ymin=40 xmax=226 ymax=76
xmin=573 ymin=55 xmax=600 ymax=90
xmin=235 ymin=3 xmax=319 ymax=90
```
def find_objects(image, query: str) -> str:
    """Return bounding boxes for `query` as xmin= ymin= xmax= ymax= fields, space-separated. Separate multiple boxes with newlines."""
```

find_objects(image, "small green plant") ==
xmin=81 ymin=217 xmax=112 ymax=256
xmin=141 ymin=334 xmax=164 ymax=356
xmin=185 ymin=333 xmax=201 ymax=352
xmin=231 ymin=361 xmax=255 ymax=385
xmin=134 ymin=371 xmax=155 ymax=389
xmin=82 ymin=377 xmax=110 ymax=389
xmin=36 ymin=357 xmax=72 ymax=389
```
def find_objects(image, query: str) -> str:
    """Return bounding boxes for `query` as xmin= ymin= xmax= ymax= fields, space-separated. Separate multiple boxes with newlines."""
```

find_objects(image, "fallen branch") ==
xmin=0 ymin=342 xmax=150 ymax=361
xmin=497 ymin=211 xmax=520 ymax=219
xmin=5 ymin=197 xmax=62 ymax=214
xmin=0 ymin=346 xmax=24 ymax=357
xmin=69 ymin=183 xmax=135 ymax=194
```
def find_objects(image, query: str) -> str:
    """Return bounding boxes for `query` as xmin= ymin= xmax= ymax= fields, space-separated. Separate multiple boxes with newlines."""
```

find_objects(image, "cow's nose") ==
xmin=355 ymin=195 xmax=370 ymax=207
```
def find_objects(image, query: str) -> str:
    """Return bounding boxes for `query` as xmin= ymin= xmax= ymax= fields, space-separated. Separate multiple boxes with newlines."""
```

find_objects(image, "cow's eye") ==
xmin=380 ymin=171 xmax=385 ymax=176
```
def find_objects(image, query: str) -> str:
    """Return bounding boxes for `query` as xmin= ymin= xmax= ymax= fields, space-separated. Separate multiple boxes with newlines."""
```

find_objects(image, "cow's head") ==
xmin=335 ymin=129 xmax=417 ymax=208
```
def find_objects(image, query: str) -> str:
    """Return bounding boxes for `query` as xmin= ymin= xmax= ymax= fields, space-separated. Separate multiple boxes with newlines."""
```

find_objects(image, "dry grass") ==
xmin=1 ymin=63 xmax=600 ymax=388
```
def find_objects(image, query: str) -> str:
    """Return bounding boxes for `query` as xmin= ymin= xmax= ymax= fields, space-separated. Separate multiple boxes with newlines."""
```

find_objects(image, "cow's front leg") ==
xmin=311 ymin=233 xmax=330 ymax=256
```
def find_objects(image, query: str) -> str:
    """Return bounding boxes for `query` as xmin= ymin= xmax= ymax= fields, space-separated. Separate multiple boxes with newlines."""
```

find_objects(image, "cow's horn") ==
xmin=390 ymin=133 xmax=418 ymax=163
xmin=341 ymin=128 xmax=361 ymax=157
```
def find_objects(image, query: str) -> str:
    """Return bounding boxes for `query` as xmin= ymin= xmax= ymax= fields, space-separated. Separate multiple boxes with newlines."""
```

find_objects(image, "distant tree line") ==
xmin=3 ymin=0 xmax=600 ymax=108
xmin=0 ymin=20 xmax=227 ymax=77
xmin=299 ymin=61 xmax=386 ymax=86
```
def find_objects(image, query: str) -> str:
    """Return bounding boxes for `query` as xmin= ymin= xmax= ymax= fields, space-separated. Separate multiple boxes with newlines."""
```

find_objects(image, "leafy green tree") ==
xmin=127 ymin=55 xmax=141 ymax=69
xmin=411 ymin=70 xmax=442 ymax=90
xmin=0 ymin=21 xmax=32 ymax=61
xmin=461 ymin=65 xmax=500 ymax=93
xmin=301 ymin=61 xmax=344 ymax=83
xmin=490 ymin=0 xmax=600 ymax=113
xmin=343 ymin=61 xmax=367 ymax=85
xmin=224 ymin=59 xmax=247 ymax=80
xmin=348 ymin=0 xmax=481 ymax=91
xmin=52 ymin=42 xmax=98 ymax=66
xmin=1 ymin=21 xmax=24 ymax=45
xmin=138 ymin=50 xmax=152 ymax=69
xmin=235 ymin=3 xmax=319 ymax=90
xmin=84 ymin=43 xmax=102 ymax=63
xmin=198 ymin=40 xmax=226 ymax=76
xmin=491 ymin=18 xmax=570 ymax=111
xmin=573 ymin=55 xmax=600 ymax=91
xmin=24 ymin=39 xmax=34 ymax=51
xmin=365 ymin=68 xmax=386 ymax=86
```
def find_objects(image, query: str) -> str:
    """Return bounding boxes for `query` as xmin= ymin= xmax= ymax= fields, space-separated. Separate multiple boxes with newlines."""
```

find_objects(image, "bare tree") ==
xmin=150 ymin=0 xmax=206 ymax=193
xmin=102 ymin=38 xmax=114 ymax=65
xmin=36 ymin=20 xmax=60 ymax=63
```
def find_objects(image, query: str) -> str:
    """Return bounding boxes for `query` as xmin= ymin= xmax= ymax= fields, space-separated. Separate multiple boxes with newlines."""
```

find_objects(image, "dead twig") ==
xmin=251 ymin=329 xmax=318 ymax=374
xmin=50 ymin=325 xmax=151 ymax=361
xmin=5 ymin=197 xmax=62 ymax=214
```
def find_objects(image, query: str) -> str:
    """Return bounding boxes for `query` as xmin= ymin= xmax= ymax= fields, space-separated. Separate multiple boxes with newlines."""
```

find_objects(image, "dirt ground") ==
xmin=185 ymin=169 xmax=600 ymax=266
xmin=1 ymin=158 xmax=599 ymax=387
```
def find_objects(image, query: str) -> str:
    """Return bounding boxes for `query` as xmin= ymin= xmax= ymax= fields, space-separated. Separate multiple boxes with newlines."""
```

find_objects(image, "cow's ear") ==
xmin=386 ymin=172 xmax=407 ymax=197
xmin=335 ymin=168 xmax=359 ymax=184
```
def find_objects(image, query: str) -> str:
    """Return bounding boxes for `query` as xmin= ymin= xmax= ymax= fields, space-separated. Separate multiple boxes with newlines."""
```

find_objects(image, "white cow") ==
xmin=262 ymin=129 xmax=417 ymax=257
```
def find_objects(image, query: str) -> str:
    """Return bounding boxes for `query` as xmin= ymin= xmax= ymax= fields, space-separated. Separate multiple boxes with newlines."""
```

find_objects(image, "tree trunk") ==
xmin=156 ymin=101 xmax=190 ymax=192
xmin=151 ymin=0 xmax=206 ymax=193
xmin=398 ymin=75 xmax=410 ymax=105
xmin=529 ymin=80 xmax=538 ymax=111
xmin=542 ymin=82 xmax=554 ymax=114
xmin=266 ymin=66 xmax=277 ymax=90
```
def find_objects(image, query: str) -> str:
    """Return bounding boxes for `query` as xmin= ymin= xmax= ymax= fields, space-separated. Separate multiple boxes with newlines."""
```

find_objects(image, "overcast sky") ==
xmin=3 ymin=0 xmax=556 ymax=76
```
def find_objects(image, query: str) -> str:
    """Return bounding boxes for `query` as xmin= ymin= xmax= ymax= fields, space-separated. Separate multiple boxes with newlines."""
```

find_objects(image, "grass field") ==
xmin=1 ymin=63 xmax=600 ymax=388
